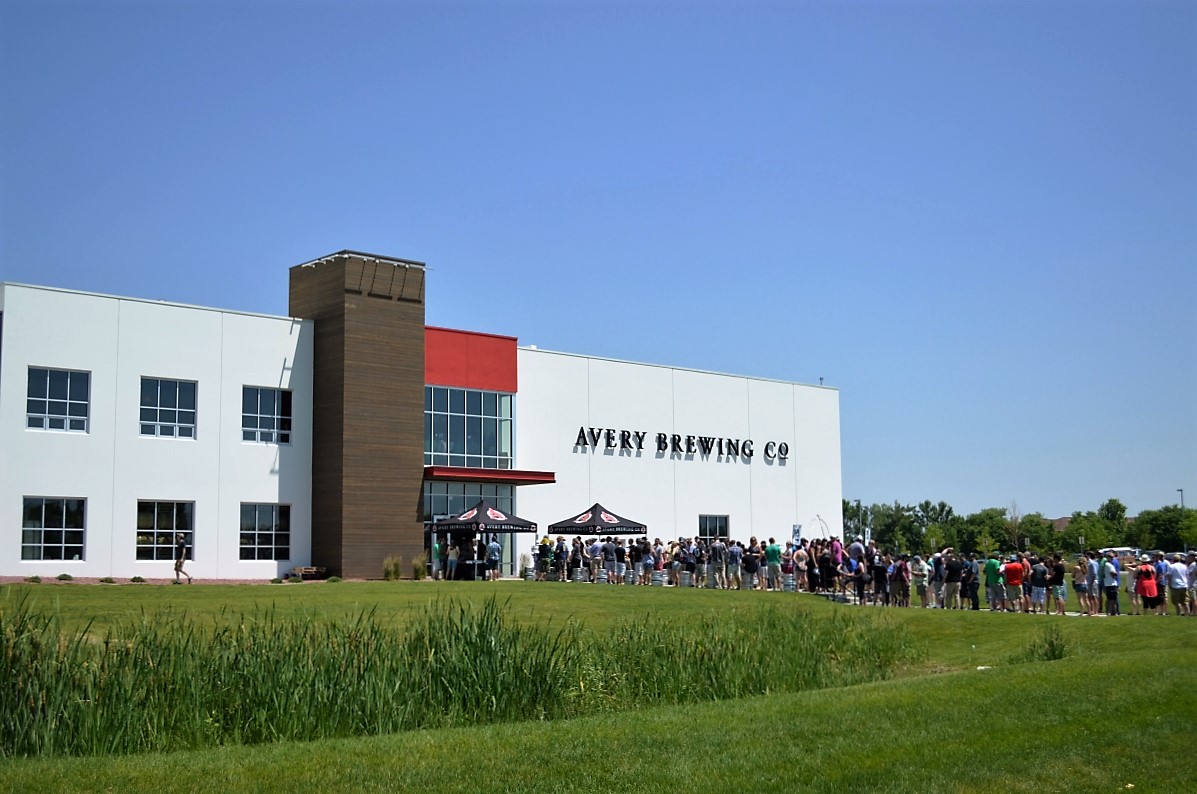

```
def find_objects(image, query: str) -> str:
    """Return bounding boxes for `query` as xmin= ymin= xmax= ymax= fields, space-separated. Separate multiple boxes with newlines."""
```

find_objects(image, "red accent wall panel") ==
xmin=425 ymin=326 xmax=518 ymax=392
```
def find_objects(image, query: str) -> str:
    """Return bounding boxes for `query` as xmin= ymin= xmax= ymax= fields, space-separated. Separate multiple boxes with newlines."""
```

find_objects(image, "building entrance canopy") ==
xmin=432 ymin=499 xmax=538 ymax=534
xmin=548 ymin=503 xmax=647 ymax=536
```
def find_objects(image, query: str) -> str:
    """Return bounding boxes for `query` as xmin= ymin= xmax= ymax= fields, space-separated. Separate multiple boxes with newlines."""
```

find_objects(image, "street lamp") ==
xmin=1179 ymin=489 xmax=1185 ymax=509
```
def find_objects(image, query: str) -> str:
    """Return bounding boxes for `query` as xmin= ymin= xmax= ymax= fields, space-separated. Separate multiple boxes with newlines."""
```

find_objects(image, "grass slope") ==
xmin=2 ymin=649 xmax=1192 ymax=792
xmin=3 ymin=582 xmax=1195 ymax=792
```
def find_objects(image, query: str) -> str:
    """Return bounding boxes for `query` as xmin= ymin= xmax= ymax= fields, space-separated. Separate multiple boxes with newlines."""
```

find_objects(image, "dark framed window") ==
xmin=140 ymin=378 xmax=197 ymax=438
xmin=698 ymin=515 xmax=729 ymax=541
xmin=135 ymin=501 xmax=193 ymax=561
xmin=239 ymin=504 xmax=290 ymax=561
xmin=421 ymin=481 xmax=513 ymax=523
xmin=27 ymin=368 xmax=90 ymax=432
xmin=423 ymin=386 xmax=512 ymax=468
xmin=242 ymin=387 xmax=292 ymax=444
xmin=22 ymin=497 xmax=86 ymax=560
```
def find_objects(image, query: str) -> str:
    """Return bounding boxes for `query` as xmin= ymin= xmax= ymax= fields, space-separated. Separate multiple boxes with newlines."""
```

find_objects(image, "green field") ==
xmin=2 ymin=580 xmax=1195 ymax=792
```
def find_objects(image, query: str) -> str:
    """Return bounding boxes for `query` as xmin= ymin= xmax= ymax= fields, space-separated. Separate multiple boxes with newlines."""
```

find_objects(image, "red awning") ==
xmin=423 ymin=466 xmax=556 ymax=487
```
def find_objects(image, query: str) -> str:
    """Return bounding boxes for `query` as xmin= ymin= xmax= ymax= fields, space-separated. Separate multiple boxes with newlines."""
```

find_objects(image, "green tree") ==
xmin=1130 ymin=505 xmax=1197 ymax=552
xmin=1098 ymin=499 xmax=1129 ymax=544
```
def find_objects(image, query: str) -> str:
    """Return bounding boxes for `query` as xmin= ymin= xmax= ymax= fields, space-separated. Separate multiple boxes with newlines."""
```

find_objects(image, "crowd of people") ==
xmin=521 ymin=534 xmax=1197 ymax=616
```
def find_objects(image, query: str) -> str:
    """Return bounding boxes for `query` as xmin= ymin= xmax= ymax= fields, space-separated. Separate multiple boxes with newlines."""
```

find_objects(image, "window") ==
xmin=698 ymin=515 xmax=729 ymax=541
xmin=140 ymin=378 xmax=197 ymax=438
xmin=22 ymin=497 xmax=86 ymax=560
xmin=423 ymin=386 xmax=513 ymax=468
xmin=27 ymin=368 xmax=90 ymax=432
xmin=422 ymin=481 xmax=513 ymax=523
xmin=239 ymin=504 xmax=290 ymax=561
xmin=242 ymin=387 xmax=292 ymax=443
xmin=135 ymin=501 xmax=193 ymax=561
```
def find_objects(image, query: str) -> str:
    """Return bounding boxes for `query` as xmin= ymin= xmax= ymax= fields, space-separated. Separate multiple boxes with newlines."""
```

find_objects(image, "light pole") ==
xmin=1179 ymin=489 xmax=1185 ymax=510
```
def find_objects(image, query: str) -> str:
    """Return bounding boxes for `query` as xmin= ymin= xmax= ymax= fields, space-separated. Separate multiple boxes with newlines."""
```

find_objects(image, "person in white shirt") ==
xmin=1166 ymin=554 xmax=1190 ymax=616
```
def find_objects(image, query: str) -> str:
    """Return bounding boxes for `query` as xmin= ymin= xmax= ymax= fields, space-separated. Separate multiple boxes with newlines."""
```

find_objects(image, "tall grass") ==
xmin=1 ymin=592 xmax=916 ymax=758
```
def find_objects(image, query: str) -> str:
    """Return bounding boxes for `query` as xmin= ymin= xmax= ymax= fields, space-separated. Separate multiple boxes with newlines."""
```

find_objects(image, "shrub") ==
xmin=326 ymin=576 xmax=342 ymax=583
xmin=99 ymin=577 xmax=115 ymax=584
xmin=271 ymin=577 xmax=283 ymax=584
xmin=56 ymin=573 xmax=73 ymax=581
xmin=130 ymin=576 xmax=146 ymax=583
xmin=25 ymin=576 xmax=41 ymax=584
xmin=1009 ymin=624 xmax=1071 ymax=664
xmin=382 ymin=555 xmax=404 ymax=581
xmin=412 ymin=552 xmax=428 ymax=580
xmin=287 ymin=575 xmax=303 ymax=584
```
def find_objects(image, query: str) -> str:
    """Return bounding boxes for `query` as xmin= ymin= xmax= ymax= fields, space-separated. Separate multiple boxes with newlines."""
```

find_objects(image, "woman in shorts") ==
xmin=1071 ymin=557 xmax=1089 ymax=615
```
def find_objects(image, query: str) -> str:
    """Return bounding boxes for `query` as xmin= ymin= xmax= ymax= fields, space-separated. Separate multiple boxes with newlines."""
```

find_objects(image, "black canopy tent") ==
xmin=430 ymin=500 xmax=537 ymax=580
xmin=547 ymin=502 xmax=647 ymax=536
xmin=431 ymin=499 xmax=538 ymax=534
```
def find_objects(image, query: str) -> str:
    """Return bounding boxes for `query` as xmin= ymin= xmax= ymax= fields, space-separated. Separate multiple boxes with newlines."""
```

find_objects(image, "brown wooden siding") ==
xmin=289 ymin=252 xmax=426 ymax=578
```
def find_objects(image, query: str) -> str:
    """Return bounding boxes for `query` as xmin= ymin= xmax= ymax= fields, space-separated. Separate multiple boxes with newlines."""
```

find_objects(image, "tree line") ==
xmin=841 ymin=498 xmax=1196 ymax=558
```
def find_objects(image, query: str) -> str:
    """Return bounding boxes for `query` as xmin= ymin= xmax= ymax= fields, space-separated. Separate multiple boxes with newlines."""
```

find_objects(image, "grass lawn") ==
xmin=2 ymin=580 xmax=1195 ymax=792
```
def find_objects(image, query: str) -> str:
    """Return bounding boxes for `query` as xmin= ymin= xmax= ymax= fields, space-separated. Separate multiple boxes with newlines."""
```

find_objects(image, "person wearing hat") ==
xmin=1131 ymin=554 xmax=1157 ymax=616
xmin=1100 ymin=550 xmax=1121 ymax=616
xmin=983 ymin=552 xmax=1004 ymax=612
xmin=1001 ymin=554 xmax=1025 ymax=613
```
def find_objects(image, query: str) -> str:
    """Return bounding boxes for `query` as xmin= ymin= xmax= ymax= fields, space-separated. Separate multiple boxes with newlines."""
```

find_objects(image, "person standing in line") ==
xmin=447 ymin=542 xmax=460 ymax=581
xmin=1187 ymin=552 xmax=1197 ymax=616
xmin=1028 ymin=555 xmax=1049 ymax=614
xmin=911 ymin=555 xmax=929 ymax=608
xmin=486 ymin=535 xmax=503 ymax=581
xmin=1071 ymin=554 xmax=1089 ymax=615
xmin=892 ymin=553 xmax=911 ymax=608
xmin=983 ymin=552 xmax=1003 ymax=612
xmin=1086 ymin=551 xmax=1101 ymax=615
xmin=765 ymin=537 xmax=783 ymax=592
xmin=943 ymin=550 xmax=963 ymax=610
xmin=174 ymin=532 xmax=192 ymax=584
xmin=710 ymin=537 xmax=727 ymax=589
xmin=1001 ymin=555 xmax=1024 ymax=613
xmin=1152 ymin=552 xmax=1170 ymax=616
xmin=962 ymin=553 xmax=981 ymax=610
xmin=430 ymin=538 xmax=442 ymax=581
xmin=728 ymin=541 xmax=743 ymax=589
xmin=1133 ymin=554 xmax=1160 ymax=616
xmin=1166 ymin=554 xmax=1190 ymax=616
xmin=1101 ymin=551 xmax=1121 ymax=616
xmin=1048 ymin=553 xmax=1066 ymax=616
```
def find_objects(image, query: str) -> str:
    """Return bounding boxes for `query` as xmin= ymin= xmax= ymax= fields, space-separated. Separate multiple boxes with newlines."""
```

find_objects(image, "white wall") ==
xmin=0 ymin=284 xmax=312 ymax=579
xmin=513 ymin=348 xmax=842 ymax=563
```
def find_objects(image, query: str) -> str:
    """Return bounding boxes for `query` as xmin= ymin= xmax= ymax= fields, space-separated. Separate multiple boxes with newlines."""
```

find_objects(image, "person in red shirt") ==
xmin=1002 ymin=555 xmax=1024 ymax=613
xmin=1134 ymin=554 xmax=1160 ymax=615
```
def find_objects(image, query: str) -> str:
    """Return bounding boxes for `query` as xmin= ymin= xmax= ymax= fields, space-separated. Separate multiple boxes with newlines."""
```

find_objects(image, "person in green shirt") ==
xmin=983 ymin=552 xmax=1003 ymax=611
xmin=765 ymin=538 xmax=783 ymax=591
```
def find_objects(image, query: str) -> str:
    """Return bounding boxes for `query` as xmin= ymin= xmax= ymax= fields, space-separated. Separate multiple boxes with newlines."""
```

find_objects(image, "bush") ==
xmin=1009 ymin=624 xmax=1071 ymax=664
xmin=130 ymin=576 xmax=146 ymax=583
xmin=271 ymin=577 xmax=283 ymax=584
xmin=287 ymin=575 xmax=303 ymax=584
xmin=412 ymin=552 xmax=428 ymax=581
xmin=326 ymin=576 xmax=342 ymax=583
xmin=25 ymin=576 xmax=41 ymax=584
xmin=99 ymin=577 xmax=115 ymax=584
xmin=56 ymin=573 xmax=73 ymax=581
xmin=382 ymin=555 xmax=404 ymax=581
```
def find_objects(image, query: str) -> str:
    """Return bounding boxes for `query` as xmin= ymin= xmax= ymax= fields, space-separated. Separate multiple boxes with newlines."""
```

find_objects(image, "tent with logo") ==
xmin=547 ymin=502 xmax=647 ymax=535
xmin=431 ymin=499 xmax=538 ymax=534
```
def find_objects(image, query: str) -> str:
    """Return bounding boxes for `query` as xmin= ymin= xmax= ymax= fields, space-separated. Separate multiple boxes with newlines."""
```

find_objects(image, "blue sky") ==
xmin=2 ymin=0 xmax=1193 ymax=519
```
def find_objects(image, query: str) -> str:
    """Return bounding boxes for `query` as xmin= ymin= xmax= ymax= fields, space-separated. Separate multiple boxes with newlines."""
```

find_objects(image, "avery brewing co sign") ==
xmin=573 ymin=426 xmax=789 ymax=461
